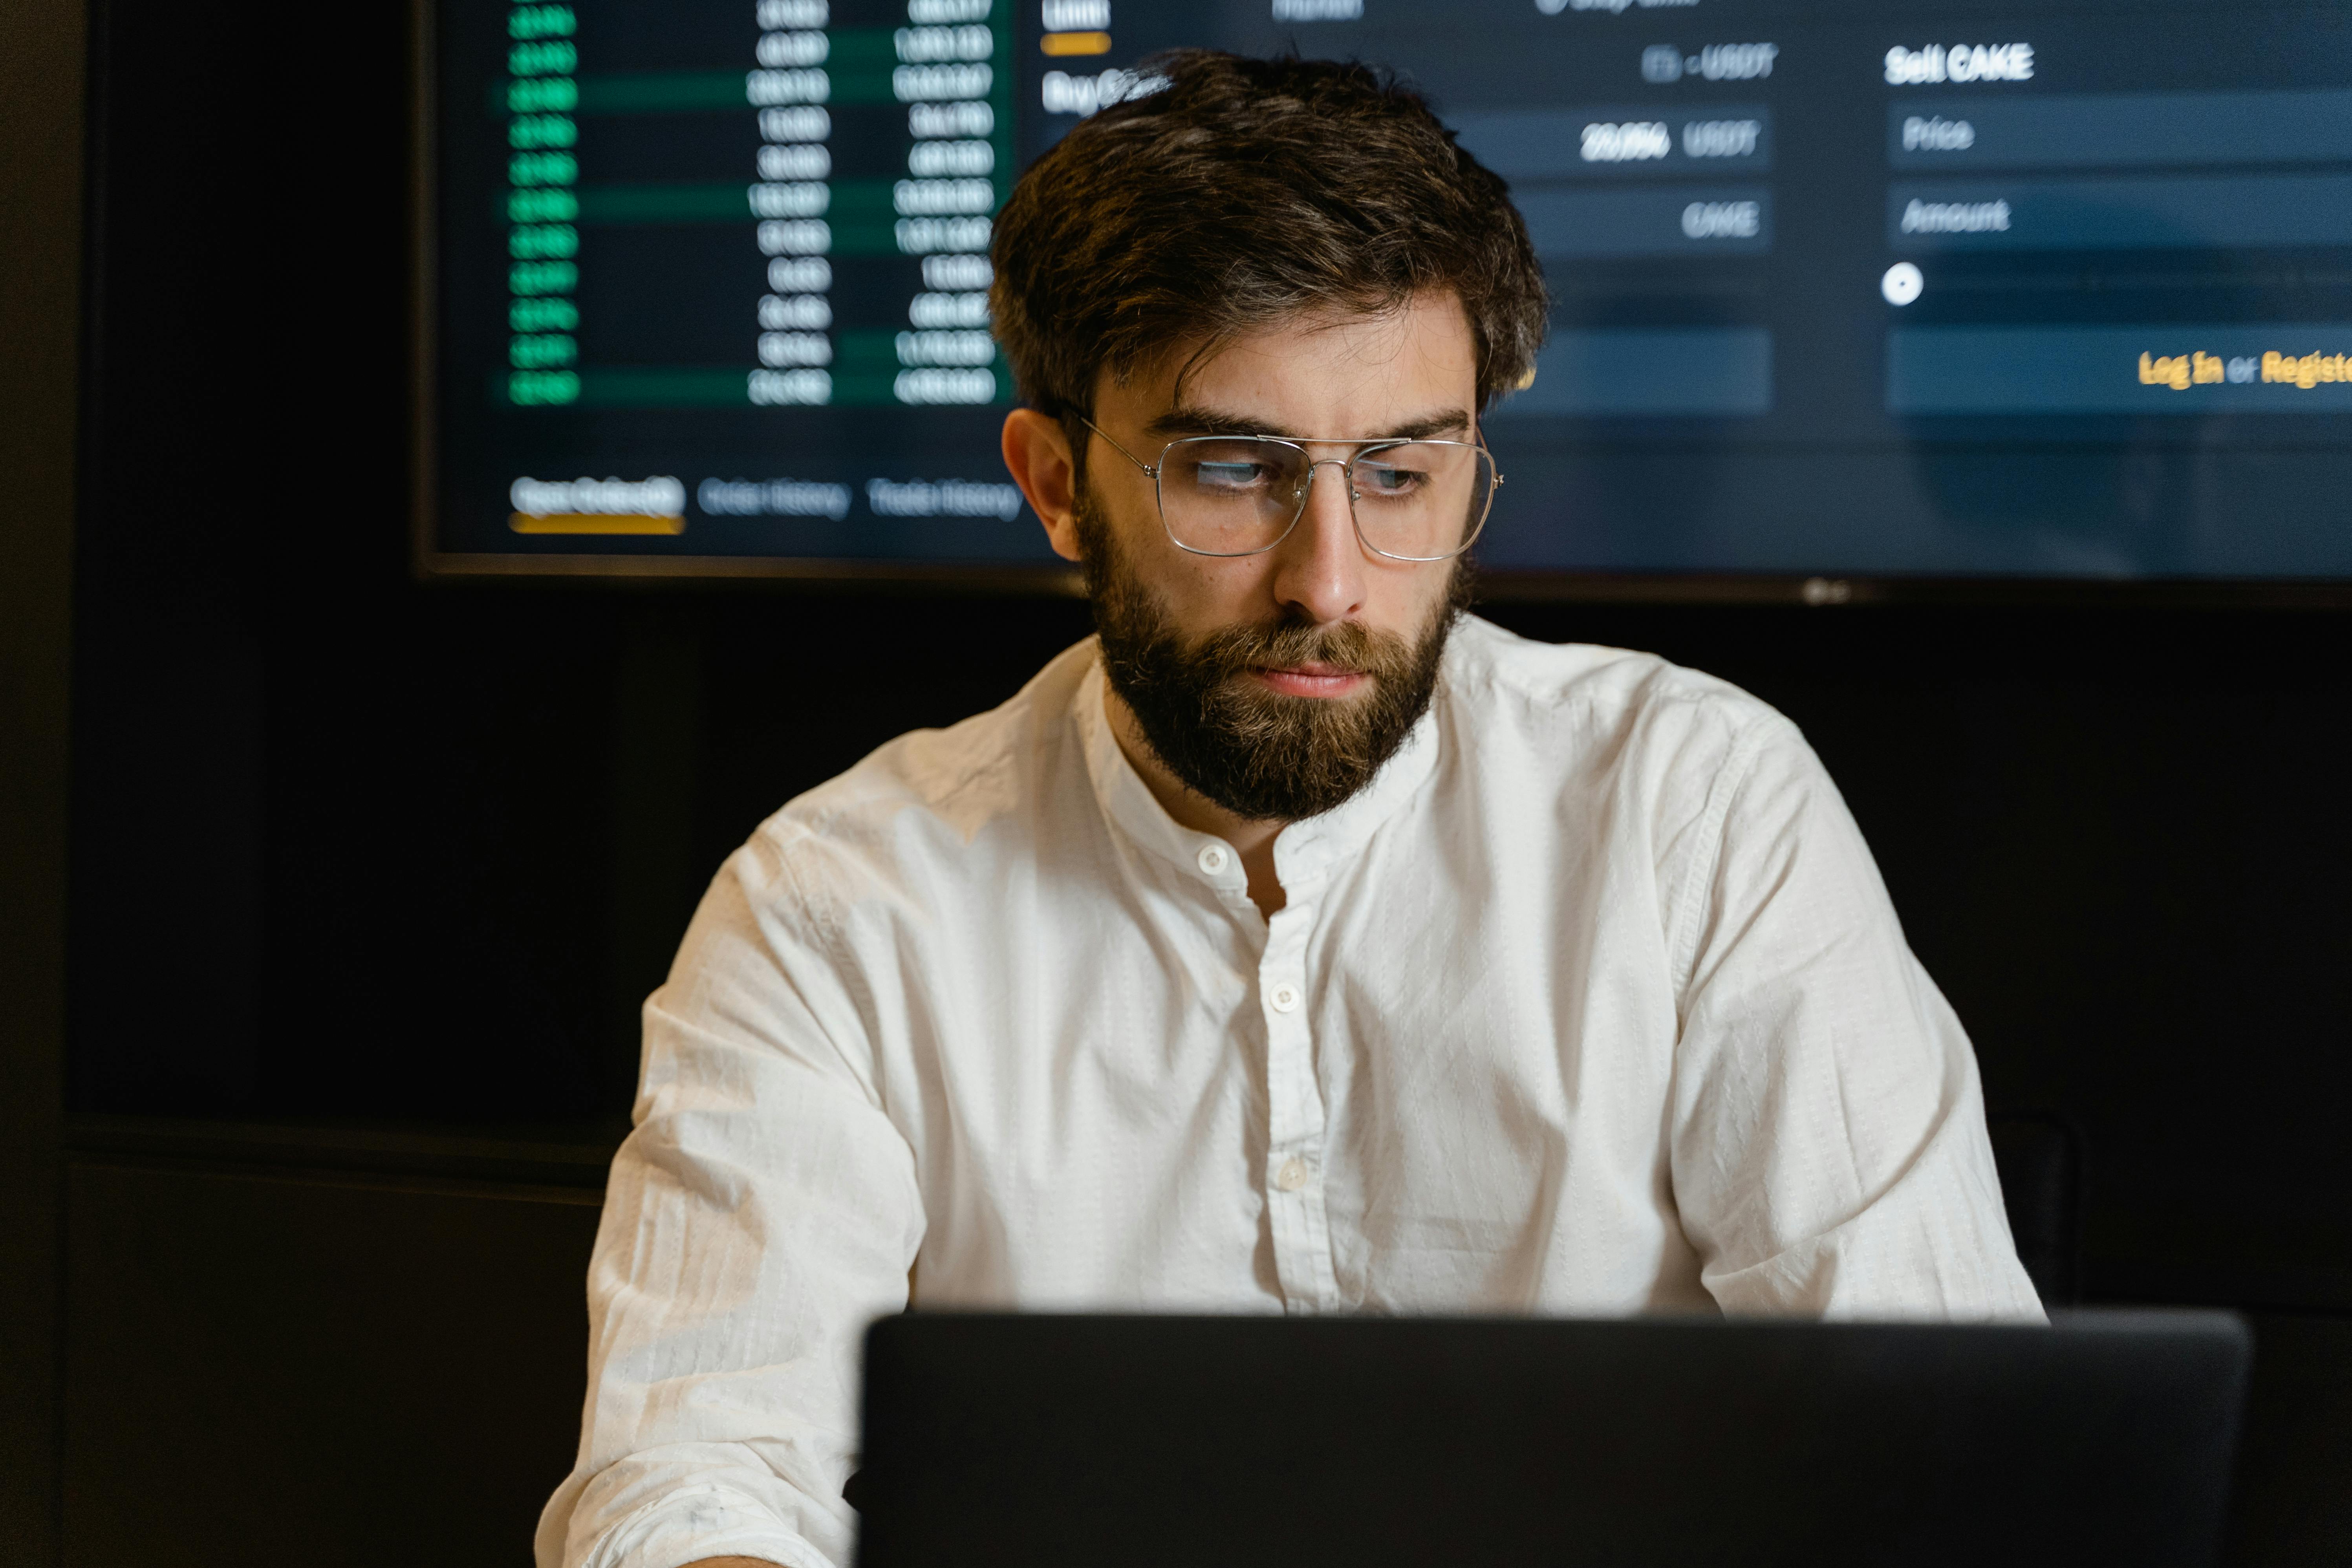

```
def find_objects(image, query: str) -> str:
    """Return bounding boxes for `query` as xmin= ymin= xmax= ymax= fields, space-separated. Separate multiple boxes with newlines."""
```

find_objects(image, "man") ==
xmin=539 ymin=51 xmax=2038 ymax=1568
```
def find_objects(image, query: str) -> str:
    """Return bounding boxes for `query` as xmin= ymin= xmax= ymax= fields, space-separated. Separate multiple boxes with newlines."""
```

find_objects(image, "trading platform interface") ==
xmin=423 ymin=0 xmax=2352 ymax=584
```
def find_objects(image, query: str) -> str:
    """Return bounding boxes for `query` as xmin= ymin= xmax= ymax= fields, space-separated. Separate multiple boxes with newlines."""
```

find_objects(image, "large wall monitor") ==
xmin=416 ymin=0 xmax=2352 ymax=593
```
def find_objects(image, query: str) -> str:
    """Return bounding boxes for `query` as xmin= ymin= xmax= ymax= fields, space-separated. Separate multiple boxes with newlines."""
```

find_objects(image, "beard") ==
xmin=1077 ymin=493 xmax=1470 ymax=823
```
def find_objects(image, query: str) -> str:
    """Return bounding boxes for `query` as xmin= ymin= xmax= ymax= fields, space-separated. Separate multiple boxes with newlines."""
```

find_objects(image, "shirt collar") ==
xmin=1073 ymin=644 xmax=1444 ymax=898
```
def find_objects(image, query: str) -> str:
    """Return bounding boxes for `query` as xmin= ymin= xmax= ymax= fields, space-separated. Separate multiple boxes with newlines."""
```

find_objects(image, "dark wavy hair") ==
xmin=989 ymin=51 xmax=1548 ymax=425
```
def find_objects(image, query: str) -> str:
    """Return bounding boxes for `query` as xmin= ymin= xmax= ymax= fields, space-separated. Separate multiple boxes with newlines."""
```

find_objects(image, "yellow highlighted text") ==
xmin=509 ymin=513 xmax=686 ymax=534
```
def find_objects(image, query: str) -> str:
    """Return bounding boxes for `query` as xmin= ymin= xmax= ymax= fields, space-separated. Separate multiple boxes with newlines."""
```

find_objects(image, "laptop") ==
xmin=855 ymin=1309 xmax=2250 ymax=1568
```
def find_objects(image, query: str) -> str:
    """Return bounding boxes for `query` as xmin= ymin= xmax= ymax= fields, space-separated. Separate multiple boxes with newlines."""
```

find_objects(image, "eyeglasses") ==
xmin=1079 ymin=417 xmax=1500 ymax=562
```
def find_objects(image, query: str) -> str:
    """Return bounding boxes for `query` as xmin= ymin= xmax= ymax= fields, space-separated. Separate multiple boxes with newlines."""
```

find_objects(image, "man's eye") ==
xmin=1192 ymin=462 xmax=1270 ymax=490
xmin=1358 ymin=463 xmax=1426 ymax=495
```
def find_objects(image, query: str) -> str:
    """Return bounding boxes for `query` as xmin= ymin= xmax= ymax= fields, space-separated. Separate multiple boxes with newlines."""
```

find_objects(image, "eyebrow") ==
xmin=1142 ymin=403 xmax=1473 ymax=443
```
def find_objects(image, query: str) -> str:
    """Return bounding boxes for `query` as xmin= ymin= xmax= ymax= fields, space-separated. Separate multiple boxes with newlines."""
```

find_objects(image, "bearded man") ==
xmin=540 ymin=51 xmax=2041 ymax=1568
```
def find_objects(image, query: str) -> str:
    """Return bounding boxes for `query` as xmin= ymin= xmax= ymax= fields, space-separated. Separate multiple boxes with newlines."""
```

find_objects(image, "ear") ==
xmin=1001 ymin=409 xmax=1084 ymax=563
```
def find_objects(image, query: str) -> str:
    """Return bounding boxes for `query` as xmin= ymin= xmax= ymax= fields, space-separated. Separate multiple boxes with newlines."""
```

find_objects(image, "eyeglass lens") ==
xmin=1156 ymin=438 xmax=1495 ymax=560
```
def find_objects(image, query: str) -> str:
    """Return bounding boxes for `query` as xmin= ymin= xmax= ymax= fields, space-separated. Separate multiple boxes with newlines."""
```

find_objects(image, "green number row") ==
xmin=509 ymin=151 xmax=577 ymax=186
xmin=509 ymin=369 xmax=581 ymax=404
xmin=510 ymin=333 xmax=578 ymax=369
xmin=510 ymin=40 xmax=576 ymax=76
xmin=509 ymin=260 xmax=578 ymax=294
xmin=508 ymin=187 xmax=578 ymax=223
xmin=509 ymin=223 xmax=578 ymax=259
xmin=510 ymin=297 xmax=579 ymax=333
xmin=508 ymin=75 xmax=578 ymax=113
xmin=509 ymin=5 xmax=573 ymax=41
xmin=509 ymin=113 xmax=576 ymax=149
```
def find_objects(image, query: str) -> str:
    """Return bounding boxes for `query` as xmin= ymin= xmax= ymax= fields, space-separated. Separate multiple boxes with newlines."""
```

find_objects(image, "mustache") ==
xmin=1185 ymin=617 xmax=1414 ymax=686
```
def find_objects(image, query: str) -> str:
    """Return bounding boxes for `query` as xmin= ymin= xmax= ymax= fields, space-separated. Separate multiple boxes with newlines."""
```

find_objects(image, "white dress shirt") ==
xmin=538 ymin=616 xmax=2041 ymax=1568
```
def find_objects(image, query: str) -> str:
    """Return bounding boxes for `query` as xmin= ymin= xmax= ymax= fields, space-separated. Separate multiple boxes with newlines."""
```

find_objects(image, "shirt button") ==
xmin=1275 ymin=1158 xmax=1310 ymax=1193
xmin=1268 ymin=983 xmax=1301 ymax=1014
xmin=1196 ymin=843 xmax=1229 ymax=876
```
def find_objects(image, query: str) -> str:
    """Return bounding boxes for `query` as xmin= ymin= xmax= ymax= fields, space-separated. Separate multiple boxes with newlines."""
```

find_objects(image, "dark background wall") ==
xmin=0 ymin=0 xmax=86 ymax=1553
xmin=17 ymin=0 xmax=2350 ymax=1563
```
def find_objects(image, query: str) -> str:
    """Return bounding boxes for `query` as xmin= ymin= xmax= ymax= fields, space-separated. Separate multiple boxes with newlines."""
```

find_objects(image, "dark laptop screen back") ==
xmin=856 ymin=1311 xmax=2248 ymax=1568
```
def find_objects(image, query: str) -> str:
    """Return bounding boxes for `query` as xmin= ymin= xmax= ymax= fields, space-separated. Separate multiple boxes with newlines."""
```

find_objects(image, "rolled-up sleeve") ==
xmin=1666 ymin=717 xmax=2044 ymax=1322
xmin=536 ymin=828 xmax=926 ymax=1568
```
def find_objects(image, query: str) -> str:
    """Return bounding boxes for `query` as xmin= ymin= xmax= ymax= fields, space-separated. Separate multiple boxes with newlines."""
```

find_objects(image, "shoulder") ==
xmin=1437 ymin=618 xmax=1841 ymax=974
xmin=1440 ymin=614 xmax=1802 ymax=785
xmin=727 ymin=637 xmax=1098 ymax=911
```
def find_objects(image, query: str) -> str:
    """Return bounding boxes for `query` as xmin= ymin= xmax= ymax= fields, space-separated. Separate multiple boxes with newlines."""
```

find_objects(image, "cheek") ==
xmin=1091 ymin=487 xmax=1271 ymax=624
xmin=1368 ymin=559 xmax=1453 ymax=642
xmin=1157 ymin=552 xmax=1284 ymax=629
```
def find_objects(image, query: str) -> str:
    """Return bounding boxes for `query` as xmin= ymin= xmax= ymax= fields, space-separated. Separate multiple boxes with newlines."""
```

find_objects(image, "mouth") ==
xmin=1246 ymin=660 xmax=1370 ymax=700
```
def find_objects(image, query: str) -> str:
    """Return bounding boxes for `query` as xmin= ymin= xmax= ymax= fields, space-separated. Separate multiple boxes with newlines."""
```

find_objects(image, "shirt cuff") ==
xmin=578 ymin=1482 xmax=835 ymax=1568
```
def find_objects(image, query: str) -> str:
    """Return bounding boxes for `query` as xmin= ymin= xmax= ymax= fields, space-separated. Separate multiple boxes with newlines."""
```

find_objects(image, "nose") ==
xmin=1268 ymin=457 xmax=1367 ymax=625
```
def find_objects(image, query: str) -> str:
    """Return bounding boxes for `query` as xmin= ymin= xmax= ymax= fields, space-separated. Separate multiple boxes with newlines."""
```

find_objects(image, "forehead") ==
xmin=1104 ymin=291 xmax=1478 ymax=419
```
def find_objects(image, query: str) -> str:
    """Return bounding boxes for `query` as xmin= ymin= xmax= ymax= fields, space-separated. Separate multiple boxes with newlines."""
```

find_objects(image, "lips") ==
xmin=1248 ymin=662 xmax=1369 ymax=699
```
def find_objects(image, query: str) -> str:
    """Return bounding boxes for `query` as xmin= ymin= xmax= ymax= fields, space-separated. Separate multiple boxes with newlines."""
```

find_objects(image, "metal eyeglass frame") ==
xmin=1077 ymin=415 xmax=1501 ymax=562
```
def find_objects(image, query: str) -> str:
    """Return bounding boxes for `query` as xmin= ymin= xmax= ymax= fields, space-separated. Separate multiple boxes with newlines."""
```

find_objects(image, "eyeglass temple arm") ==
xmin=1075 ymin=414 xmax=1157 ymax=479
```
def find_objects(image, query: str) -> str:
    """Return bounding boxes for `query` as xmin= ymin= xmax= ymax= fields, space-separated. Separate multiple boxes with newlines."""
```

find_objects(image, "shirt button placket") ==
xmin=1258 ymin=917 xmax=1336 ymax=1313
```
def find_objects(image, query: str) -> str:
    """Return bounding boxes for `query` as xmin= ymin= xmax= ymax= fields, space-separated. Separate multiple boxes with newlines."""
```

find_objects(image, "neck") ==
xmin=1102 ymin=683 xmax=1289 ymax=917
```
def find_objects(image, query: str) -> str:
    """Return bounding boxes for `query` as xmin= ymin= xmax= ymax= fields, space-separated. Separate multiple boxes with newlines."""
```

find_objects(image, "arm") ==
xmin=1665 ymin=717 xmax=2042 ymax=1320
xmin=536 ymin=831 xmax=927 ymax=1568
